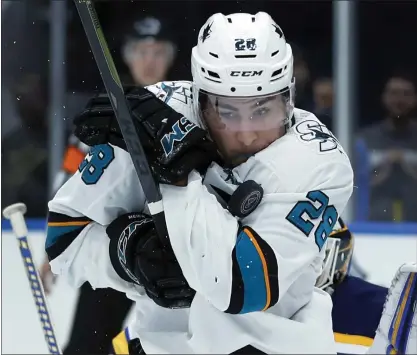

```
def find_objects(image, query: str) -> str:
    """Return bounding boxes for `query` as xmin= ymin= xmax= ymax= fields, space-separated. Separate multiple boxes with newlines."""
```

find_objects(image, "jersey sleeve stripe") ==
xmin=388 ymin=272 xmax=417 ymax=353
xmin=48 ymin=211 xmax=91 ymax=224
xmin=48 ymin=221 xmax=90 ymax=227
xmin=242 ymin=227 xmax=271 ymax=311
xmin=46 ymin=212 xmax=91 ymax=261
xmin=225 ymin=226 xmax=279 ymax=314
xmin=46 ymin=225 xmax=87 ymax=248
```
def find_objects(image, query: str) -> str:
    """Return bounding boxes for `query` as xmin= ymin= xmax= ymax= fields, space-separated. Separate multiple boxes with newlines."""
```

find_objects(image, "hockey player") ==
xmin=46 ymin=12 xmax=353 ymax=353
xmin=317 ymin=219 xmax=416 ymax=355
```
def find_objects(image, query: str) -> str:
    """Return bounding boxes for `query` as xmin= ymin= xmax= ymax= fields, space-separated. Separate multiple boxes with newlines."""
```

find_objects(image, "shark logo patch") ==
xmin=295 ymin=120 xmax=343 ymax=154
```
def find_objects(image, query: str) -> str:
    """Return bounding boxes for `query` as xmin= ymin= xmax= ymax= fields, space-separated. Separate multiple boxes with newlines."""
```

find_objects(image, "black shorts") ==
xmin=63 ymin=282 xmax=133 ymax=354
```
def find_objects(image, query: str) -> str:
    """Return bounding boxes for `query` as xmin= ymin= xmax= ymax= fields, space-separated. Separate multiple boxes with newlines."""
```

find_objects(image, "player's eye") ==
xmin=220 ymin=111 xmax=239 ymax=120
xmin=251 ymin=107 xmax=271 ymax=119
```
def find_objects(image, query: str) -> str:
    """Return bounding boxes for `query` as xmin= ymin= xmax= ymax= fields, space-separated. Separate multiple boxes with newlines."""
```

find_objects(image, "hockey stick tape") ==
xmin=3 ymin=203 xmax=29 ymax=238
xmin=147 ymin=200 xmax=164 ymax=215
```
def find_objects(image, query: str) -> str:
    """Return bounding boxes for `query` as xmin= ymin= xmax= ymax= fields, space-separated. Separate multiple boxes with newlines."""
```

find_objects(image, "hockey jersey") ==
xmin=332 ymin=275 xmax=388 ymax=354
xmin=46 ymin=81 xmax=354 ymax=354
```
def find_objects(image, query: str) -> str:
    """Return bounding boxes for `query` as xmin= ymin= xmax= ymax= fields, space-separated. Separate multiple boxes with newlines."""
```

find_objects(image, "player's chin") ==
xmin=227 ymin=149 xmax=263 ymax=166
xmin=246 ymin=142 xmax=274 ymax=156
xmin=222 ymin=142 xmax=273 ymax=166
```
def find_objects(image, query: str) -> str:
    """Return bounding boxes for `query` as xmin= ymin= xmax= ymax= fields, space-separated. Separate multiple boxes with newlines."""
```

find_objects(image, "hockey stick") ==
xmin=2 ymin=203 xmax=61 ymax=355
xmin=73 ymin=0 xmax=170 ymax=247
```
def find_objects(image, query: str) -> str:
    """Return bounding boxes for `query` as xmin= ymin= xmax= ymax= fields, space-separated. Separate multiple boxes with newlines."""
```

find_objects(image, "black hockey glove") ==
xmin=74 ymin=86 xmax=220 ymax=184
xmin=106 ymin=212 xmax=195 ymax=308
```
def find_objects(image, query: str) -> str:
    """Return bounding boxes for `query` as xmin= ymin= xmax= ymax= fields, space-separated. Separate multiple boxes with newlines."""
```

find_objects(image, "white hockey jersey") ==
xmin=47 ymin=81 xmax=354 ymax=354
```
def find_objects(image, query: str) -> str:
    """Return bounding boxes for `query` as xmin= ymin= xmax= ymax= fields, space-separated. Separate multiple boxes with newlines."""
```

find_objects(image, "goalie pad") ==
xmin=367 ymin=262 xmax=417 ymax=355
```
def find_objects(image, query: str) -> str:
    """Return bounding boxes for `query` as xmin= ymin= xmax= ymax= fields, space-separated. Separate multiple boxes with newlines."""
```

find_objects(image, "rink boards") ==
xmin=1 ymin=223 xmax=416 ymax=354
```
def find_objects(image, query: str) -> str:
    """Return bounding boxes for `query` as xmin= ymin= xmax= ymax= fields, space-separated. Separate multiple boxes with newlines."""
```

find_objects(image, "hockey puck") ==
xmin=228 ymin=180 xmax=264 ymax=218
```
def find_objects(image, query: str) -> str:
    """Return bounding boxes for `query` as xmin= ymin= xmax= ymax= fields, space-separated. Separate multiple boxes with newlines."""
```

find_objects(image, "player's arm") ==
xmin=45 ymin=92 xmax=151 ymax=288
xmin=156 ymin=157 xmax=353 ymax=313
xmin=40 ymin=134 xmax=90 ymax=293
xmin=46 ymin=136 xmax=147 ymax=292
xmin=112 ymin=152 xmax=353 ymax=312
xmin=47 ymin=83 xmax=217 ymax=299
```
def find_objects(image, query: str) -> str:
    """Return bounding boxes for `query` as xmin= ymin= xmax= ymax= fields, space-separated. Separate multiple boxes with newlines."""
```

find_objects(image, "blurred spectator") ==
xmin=120 ymin=16 xmax=177 ymax=86
xmin=356 ymin=71 xmax=417 ymax=221
xmin=312 ymin=76 xmax=333 ymax=130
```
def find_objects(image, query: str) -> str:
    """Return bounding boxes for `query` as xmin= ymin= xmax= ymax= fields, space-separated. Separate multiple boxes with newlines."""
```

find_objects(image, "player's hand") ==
xmin=74 ymin=87 xmax=220 ymax=185
xmin=39 ymin=257 xmax=57 ymax=295
xmin=107 ymin=212 xmax=195 ymax=309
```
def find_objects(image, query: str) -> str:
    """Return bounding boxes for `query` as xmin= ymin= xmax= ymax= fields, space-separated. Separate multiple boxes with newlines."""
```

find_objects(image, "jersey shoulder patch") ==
xmin=251 ymin=109 xmax=352 ymax=194
xmin=292 ymin=109 xmax=344 ymax=155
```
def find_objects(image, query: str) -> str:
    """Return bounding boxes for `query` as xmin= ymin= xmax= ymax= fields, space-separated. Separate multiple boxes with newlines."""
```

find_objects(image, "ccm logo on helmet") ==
xmin=230 ymin=70 xmax=263 ymax=77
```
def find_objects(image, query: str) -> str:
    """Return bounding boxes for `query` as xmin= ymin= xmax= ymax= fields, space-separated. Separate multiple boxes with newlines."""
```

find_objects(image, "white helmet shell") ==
xmin=191 ymin=12 xmax=293 ymax=97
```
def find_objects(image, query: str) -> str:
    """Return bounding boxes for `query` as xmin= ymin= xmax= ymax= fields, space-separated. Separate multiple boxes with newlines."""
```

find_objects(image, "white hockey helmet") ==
xmin=192 ymin=12 xmax=294 ymax=98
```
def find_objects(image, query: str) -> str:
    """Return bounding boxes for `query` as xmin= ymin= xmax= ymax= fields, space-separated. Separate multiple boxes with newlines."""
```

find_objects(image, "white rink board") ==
xmin=1 ymin=230 xmax=416 ymax=354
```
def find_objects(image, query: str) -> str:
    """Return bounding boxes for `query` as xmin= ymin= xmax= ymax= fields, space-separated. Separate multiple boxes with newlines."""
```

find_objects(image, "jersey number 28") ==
xmin=78 ymin=144 xmax=115 ymax=185
xmin=286 ymin=190 xmax=338 ymax=251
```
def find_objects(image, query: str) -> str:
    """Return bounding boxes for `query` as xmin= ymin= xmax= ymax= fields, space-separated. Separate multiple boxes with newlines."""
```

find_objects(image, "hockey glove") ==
xmin=107 ymin=212 xmax=195 ymax=308
xmin=74 ymin=86 xmax=220 ymax=184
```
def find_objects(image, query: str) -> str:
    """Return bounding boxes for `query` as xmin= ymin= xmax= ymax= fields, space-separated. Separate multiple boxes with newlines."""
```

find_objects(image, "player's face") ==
xmin=125 ymin=41 xmax=173 ymax=86
xmin=201 ymin=92 xmax=288 ymax=165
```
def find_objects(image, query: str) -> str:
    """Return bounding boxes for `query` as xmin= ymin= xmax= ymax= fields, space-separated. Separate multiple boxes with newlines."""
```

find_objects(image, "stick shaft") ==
xmin=18 ymin=236 xmax=61 ymax=354
xmin=74 ymin=0 xmax=170 ymax=245
xmin=3 ymin=203 xmax=61 ymax=354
